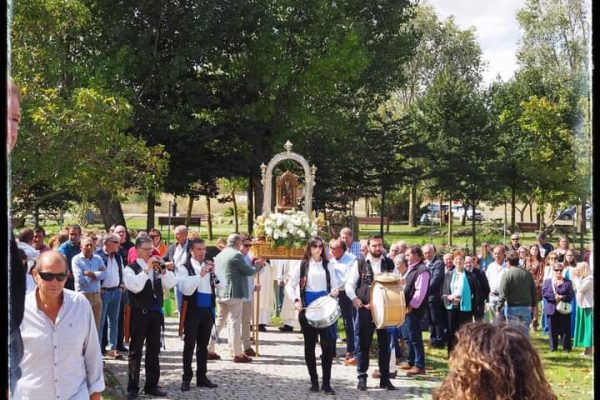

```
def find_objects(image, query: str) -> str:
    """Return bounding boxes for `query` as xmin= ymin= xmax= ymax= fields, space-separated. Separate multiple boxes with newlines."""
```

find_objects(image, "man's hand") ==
xmin=165 ymin=261 xmax=175 ymax=271
xmin=254 ymin=284 xmax=261 ymax=292
xmin=277 ymin=279 xmax=284 ymax=287
xmin=85 ymin=270 xmax=97 ymax=280
xmin=352 ymin=298 xmax=363 ymax=309
xmin=294 ymin=299 xmax=303 ymax=311
xmin=330 ymin=288 xmax=339 ymax=297
xmin=406 ymin=305 xmax=413 ymax=314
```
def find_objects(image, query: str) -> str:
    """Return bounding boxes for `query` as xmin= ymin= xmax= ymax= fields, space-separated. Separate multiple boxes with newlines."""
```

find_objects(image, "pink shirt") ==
xmin=406 ymin=261 xmax=430 ymax=309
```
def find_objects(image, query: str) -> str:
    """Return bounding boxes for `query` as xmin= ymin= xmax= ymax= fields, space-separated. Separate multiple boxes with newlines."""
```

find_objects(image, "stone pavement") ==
xmin=104 ymin=317 xmax=440 ymax=399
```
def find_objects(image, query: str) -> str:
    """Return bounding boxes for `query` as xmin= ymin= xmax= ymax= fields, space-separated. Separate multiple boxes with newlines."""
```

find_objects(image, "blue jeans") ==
xmin=388 ymin=326 xmax=403 ymax=359
xmin=100 ymin=289 xmax=122 ymax=350
xmin=405 ymin=313 xmax=425 ymax=369
xmin=504 ymin=305 xmax=532 ymax=338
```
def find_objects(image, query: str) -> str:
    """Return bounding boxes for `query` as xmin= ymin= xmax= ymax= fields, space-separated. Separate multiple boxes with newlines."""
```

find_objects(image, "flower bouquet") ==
xmin=254 ymin=210 xmax=318 ymax=249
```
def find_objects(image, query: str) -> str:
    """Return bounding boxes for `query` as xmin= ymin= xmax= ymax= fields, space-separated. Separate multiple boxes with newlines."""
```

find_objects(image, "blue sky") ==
xmin=425 ymin=0 xmax=525 ymax=85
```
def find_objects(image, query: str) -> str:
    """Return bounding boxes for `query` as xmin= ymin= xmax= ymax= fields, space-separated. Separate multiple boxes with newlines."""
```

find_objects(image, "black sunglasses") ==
xmin=311 ymin=244 xmax=324 ymax=249
xmin=38 ymin=271 xmax=68 ymax=282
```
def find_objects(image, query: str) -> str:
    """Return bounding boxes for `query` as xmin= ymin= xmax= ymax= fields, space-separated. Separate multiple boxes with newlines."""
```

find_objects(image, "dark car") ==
xmin=557 ymin=206 xmax=577 ymax=220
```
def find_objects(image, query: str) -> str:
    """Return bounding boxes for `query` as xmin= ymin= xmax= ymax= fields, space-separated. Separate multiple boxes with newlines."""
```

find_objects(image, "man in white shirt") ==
xmin=162 ymin=225 xmax=191 ymax=314
xmin=486 ymin=245 xmax=507 ymax=321
xmin=14 ymin=251 xmax=105 ymax=400
xmin=328 ymin=238 xmax=358 ymax=365
xmin=124 ymin=237 xmax=176 ymax=399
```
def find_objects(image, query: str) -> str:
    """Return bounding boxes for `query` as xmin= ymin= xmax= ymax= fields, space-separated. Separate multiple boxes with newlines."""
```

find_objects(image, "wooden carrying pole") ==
xmin=254 ymin=267 xmax=261 ymax=356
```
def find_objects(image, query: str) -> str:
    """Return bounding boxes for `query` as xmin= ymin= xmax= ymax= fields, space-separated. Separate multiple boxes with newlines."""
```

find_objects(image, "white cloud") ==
xmin=424 ymin=0 xmax=525 ymax=85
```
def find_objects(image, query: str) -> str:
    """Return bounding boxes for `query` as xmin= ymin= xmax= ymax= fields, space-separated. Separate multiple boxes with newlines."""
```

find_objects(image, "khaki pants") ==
xmin=208 ymin=298 xmax=243 ymax=356
xmin=242 ymin=300 xmax=254 ymax=351
xmin=83 ymin=292 xmax=103 ymax=331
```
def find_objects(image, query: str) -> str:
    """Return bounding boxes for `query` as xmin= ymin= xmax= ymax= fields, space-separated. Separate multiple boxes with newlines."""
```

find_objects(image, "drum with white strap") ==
xmin=370 ymin=272 xmax=406 ymax=329
xmin=304 ymin=295 xmax=341 ymax=329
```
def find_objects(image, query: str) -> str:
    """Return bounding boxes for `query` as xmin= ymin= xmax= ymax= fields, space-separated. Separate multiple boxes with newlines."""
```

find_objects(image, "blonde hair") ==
xmin=576 ymin=262 xmax=592 ymax=279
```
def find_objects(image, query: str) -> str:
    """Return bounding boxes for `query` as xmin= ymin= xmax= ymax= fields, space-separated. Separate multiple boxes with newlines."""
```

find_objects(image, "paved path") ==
xmin=104 ymin=317 xmax=440 ymax=399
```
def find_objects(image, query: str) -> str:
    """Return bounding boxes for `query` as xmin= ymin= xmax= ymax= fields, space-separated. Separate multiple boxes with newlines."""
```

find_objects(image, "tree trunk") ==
xmin=380 ymin=189 xmax=385 ymax=239
xmin=438 ymin=197 xmax=444 ymax=227
xmin=471 ymin=203 xmax=477 ymax=255
xmin=96 ymin=191 xmax=126 ymax=230
xmin=185 ymin=196 xmax=194 ymax=226
xmin=529 ymin=200 xmax=533 ymax=222
xmin=447 ymin=195 xmax=452 ymax=246
xmin=205 ymin=196 xmax=213 ymax=240
xmin=252 ymin=176 xmax=263 ymax=217
xmin=146 ymin=193 xmax=155 ymax=230
xmin=248 ymin=172 xmax=254 ymax=234
xmin=510 ymin=184 xmax=516 ymax=233
xmin=365 ymin=197 xmax=369 ymax=217
xmin=408 ymin=184 xmax=417 ymax=227
xmin=232 ymin=188 xmax=239 ymax=233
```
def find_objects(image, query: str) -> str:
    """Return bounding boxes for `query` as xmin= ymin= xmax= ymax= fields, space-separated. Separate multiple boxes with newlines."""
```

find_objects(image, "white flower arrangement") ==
xmin=255 ymin=210 xmax=318 ymax=248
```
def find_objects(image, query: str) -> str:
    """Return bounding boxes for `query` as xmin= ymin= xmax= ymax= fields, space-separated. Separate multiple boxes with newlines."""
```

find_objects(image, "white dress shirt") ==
xmin=14 ymin=289 xmax=105 ymax=399
xmin=124 ymin=258 xmax=176 ymax=293
xmin=486 ymin=261 xmax=506 ymax=303
xmin=345 ymin=254 xmax=390 ymax=301
xmin=176 ymin=258 xmax=213 ymax=295
xmin=286 ymin=259 xmax=339 ymax=301
xmin=328 ymin=252 xmax=357 ymax=290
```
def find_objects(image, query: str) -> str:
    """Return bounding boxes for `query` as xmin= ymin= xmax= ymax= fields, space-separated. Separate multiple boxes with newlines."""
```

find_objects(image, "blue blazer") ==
xmin=542 ymin=278 xmax=573 ymax=316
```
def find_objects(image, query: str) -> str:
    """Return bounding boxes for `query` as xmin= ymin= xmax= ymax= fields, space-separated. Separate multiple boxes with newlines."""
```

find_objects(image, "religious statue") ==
xmin=276 ymin=171 xmax=299 ymax=212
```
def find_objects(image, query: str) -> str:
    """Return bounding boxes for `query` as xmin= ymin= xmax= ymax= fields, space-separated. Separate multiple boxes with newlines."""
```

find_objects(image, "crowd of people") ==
xmin=8 ymin=213 xmax=594 ymax=398
xmin=5 ymin=77 xmax=592 ymax=400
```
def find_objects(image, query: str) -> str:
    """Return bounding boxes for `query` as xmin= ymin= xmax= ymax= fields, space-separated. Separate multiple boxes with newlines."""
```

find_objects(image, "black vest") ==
xmin=299 ymin=259 xmax=331 ymax=308
xmin=95 ymin=249 xmax=123 ymax=286
xmin=355 ymin=257 xmax=395 ymax=304
xmin=127 ymin=261 xmax=164 ymax=311
xmin=404 ymin=262 xmax=430 ymax=316
xmin=181 ymin=260 xmax=216 ymax=308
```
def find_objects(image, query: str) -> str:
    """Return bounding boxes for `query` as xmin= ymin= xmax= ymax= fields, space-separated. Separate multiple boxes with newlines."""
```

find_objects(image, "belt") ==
xmin=102 ymin=286 xmax=120 ymax=291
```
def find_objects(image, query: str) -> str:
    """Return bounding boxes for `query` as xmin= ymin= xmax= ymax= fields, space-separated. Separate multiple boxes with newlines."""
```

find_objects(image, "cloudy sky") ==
xmin=425 ymin=0 xmax=525 ymax=85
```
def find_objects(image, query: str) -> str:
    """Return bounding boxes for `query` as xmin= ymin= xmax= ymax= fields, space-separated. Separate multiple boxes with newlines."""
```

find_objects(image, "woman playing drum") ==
xmin=285 ymin=237 xmax=339 ymax=395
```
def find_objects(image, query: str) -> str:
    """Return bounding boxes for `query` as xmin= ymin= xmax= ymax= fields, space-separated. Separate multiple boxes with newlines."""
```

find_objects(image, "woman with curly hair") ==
xmin=433 ymin=322 xmax=556 ymax=400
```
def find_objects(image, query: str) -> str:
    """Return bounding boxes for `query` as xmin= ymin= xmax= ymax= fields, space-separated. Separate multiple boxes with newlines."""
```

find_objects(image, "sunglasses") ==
xmin=242 ymin=243 xmax=252 ymax=247
xmin=553 ymin=269 xmax=563 ymax=272
xmin=311 ymin=244 xmax=324 ymax=249
xmin=38 ymin=271 xmax=68 ymax=282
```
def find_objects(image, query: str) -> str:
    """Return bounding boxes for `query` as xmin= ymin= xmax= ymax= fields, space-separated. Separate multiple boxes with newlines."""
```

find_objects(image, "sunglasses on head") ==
xmin=38 ymin=271 xmax=68 ymax=282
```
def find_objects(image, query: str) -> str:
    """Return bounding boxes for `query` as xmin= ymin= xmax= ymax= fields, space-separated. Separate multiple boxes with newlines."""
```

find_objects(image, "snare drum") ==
xmin=304 ymin=295 xmax=341 ymax=329
xmin=370 ymin=275 xmax=406 ymax=329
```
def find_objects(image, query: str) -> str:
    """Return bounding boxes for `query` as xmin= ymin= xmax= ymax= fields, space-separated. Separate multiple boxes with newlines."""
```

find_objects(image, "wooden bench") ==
xmin=517 ymin=222 xmax=539 ymax=233
xmin=357 ymin=216 xmax=389 ymax=225
xmin=158 ymin=215 xmax=202 ymax=229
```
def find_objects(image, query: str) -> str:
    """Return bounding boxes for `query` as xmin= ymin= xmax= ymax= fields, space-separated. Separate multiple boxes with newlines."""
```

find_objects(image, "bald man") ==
xmin=14 ymin=252 xmax=104 ymax=399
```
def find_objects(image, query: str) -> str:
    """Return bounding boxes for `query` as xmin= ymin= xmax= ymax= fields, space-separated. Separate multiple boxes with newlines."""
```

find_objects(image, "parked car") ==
xmin=465 ymin=207 xmax=484 ymax=221
xmin=586 ymin=206 xmax=593 ymax=220
xmin=557 ymin=206 xmax=577 ymax=220
xmin=451 ymin=205 xmax=483 ymax=221
xmin=425 ymin=204 xmax=448 ymax=218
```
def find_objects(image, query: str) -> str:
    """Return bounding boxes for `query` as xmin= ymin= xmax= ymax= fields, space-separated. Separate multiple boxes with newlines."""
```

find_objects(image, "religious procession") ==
xmin=6 ymin=0 xmax=593 ymax=399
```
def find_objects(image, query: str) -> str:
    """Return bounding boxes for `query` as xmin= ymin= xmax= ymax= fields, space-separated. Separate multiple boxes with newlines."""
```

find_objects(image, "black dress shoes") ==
xmin=321 ymin=385 xmax=335 ymax=395
xmin=310 ymin=380 xmax=319 ymax=392
xmin=380 ymin=380 xmax=396 ymax=390
xmin=181 ymin=382 xmax=191 ymax=391
xmin=126 ymin=391 xmax=138 ymax=400
xmin=197 ymin=377 xmax=218 ymax=388
xmin=357 ymin=377 xmax=367 ymax=391
xmin=279 ymin=325 xmax=293 ymax=332
xmin=144 ymin=388 xmax=168 ymax=397
xmin=258 ymin=324 xmax=267 ymax=332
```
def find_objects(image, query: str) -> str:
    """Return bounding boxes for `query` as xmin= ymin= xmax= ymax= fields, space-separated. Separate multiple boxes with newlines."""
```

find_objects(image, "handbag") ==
xmin=551 ymin=281 xmax=572 ymax=314
xmin=556 ymin=300 xmax=572 ymax=314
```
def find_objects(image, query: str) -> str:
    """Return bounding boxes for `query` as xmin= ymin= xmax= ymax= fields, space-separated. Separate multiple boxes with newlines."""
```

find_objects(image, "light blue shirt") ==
xmin=72 ymin=253 xmax=107 ymax=293
xmin=329 ymin=252 xmax=357 ymax=288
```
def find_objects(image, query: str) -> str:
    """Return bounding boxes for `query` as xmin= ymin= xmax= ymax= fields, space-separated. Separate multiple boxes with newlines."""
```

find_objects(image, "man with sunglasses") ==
xmin=14 ymin=251 xmax=105 ymax=399
xmin=124 ymin=237 xmax=176 ymax=399
xmin=96 ymin=232 xmax=125 ymax=359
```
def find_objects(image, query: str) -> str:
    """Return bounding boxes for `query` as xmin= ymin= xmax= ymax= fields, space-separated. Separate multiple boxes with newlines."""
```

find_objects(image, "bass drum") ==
xmin=304 ymin=295 xmax=341 ymax=329
xmin=370 ymin=279 xmax=406 ymax=329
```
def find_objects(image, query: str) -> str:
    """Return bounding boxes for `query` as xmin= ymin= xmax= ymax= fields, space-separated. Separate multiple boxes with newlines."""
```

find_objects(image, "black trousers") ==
xmin=446 ymin=308 xmax=473 ymax=354
xmin=428 ymin=299 xmax=447 ymax=346
xmin=354 ymin=307 xmax=390 ymax=381
xmin=547 ymin=312 xmax=572 ymax=351
xmin=127 ymin=309 xmax=162 ymax=393
xmin=299 ymin=310 xmax=335 ymax=386
xmin=338 ymin=291 xmax=356 ymax=355
xmin=182 ymin=307 xmax=214 ymax=383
